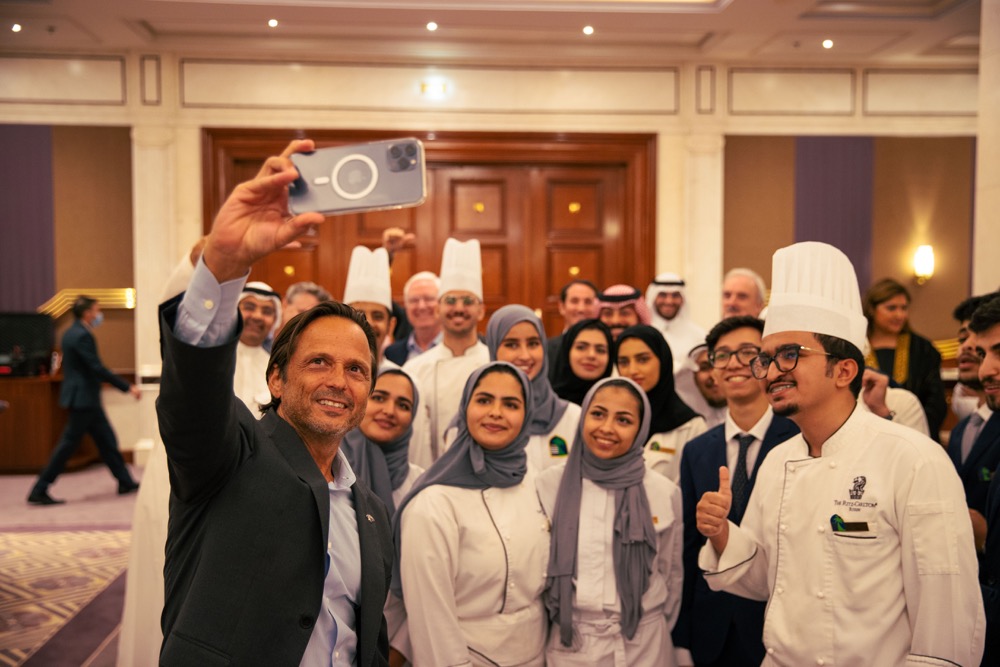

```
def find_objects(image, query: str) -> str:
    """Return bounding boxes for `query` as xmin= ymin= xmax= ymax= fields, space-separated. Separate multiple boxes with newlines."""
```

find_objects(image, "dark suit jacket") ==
xmin=982 ymin=473 xmax=1000 ymax=666
xmin=383 ymin=337 xmax=409 ymax=366
xmin=545 ymin=333 xmax=563 ymax=383
xmin=948 ymin=411 xmax=1000 ymax=516
xmin=58 ymin=320 xmax=130 ymax=409
xmin=157 ymin=299 xmax=392 ymax=667
xmin=673 ymin=415 xmax=799 ymax=664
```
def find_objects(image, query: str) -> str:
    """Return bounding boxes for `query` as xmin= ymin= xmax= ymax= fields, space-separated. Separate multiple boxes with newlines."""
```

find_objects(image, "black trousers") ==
xmin=33 ymin=407 xmax=134 ymax=492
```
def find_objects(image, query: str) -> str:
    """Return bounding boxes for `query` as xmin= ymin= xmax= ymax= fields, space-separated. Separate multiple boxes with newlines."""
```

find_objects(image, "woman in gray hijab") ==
xmin=341 ymin=367 xmax=422 ymax=666
xmin=536 ymin=377 xmax=684 ymax=666
xmin=397 ymin=362 xmax=551 ymax=667
xmin=486 ymin=304 xmax=582 ymax=471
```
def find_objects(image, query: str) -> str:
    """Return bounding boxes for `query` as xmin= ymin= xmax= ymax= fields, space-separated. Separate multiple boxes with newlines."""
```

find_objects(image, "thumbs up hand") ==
xmin=696 ymin=466 xmax=733 ymax=553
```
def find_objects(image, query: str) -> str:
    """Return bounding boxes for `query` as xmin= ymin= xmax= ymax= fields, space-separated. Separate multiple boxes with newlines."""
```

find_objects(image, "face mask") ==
xmin=92 ymin=312 xmax=104 ymax=328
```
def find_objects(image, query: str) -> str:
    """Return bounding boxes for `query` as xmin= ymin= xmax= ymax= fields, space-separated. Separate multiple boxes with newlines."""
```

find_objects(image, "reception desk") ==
xmin=0 ymin=376 xmax=98 ymax=473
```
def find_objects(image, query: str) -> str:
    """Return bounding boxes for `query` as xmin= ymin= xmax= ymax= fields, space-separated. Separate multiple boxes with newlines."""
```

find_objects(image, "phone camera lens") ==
xmin=397 ymin=157 xmax=411 ymax=170
xmin=404 ymin=144 xmax=417 ymax=157
xmin=389 ymin=145 xmax=402 ymax=159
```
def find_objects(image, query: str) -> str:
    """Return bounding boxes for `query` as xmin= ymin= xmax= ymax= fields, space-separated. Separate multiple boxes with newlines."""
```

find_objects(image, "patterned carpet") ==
xmin=0 ymin=530 xmax=130 ymax=667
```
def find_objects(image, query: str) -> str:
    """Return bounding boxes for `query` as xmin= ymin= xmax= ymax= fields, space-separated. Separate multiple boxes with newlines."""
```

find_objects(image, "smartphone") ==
xmin=288 ymin=138 xmax=427 ymax=216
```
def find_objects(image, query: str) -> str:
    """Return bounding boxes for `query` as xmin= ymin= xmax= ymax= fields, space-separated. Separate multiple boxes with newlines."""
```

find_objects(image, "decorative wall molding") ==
xmin=179 ymin=59 xmax=680 ymax=115
xmin=862 ymin=69 xmax=977 ymax=116
xmin=696 ymin=65 xmax=716 ymax=114
xmin=728 ymin=67 xmax=855 ymax=116
xmin=140 ymin=55 xmax=162 ymax=106
xmin=0 ymin=54 xmax=126 ymax=106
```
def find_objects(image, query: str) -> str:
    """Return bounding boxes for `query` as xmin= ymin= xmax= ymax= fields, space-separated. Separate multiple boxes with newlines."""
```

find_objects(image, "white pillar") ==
xmin=974 ymin=0 xmax=1000 ymax=293
xmin=130 ymin=125 xmax=178 ymax=451
xmin=682 ymin=132 xmax=726 ymax=330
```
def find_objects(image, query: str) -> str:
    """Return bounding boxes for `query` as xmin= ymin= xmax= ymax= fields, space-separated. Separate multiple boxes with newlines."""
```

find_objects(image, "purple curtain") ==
xmin=794 ymin=137 xmax=873 ymax=292
xmin=0 ymin=125 xmax=55 ymax=312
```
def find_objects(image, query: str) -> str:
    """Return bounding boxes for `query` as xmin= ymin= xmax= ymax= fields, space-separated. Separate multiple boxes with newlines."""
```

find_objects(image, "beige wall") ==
xmin=723 ymin=136 xmax=796 ymax=297
xmin=52 ymin=126 xmax=135 ymax=372
xmin=871 ymin=137 xmax=975 ymax=342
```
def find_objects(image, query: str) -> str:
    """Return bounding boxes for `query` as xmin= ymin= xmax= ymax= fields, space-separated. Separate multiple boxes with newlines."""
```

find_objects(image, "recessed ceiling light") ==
xmin=822 ymin=39 xmax=833 ymax=49
xmin=427 ymin=21 xmax=438 ymax=32
xmin=12 ymin=23 xmax=22 ymax=32
xmin=267 ymin=19 xmax=279 ymax=28
xmin=583 ymin=25 xmax=595 ymax=36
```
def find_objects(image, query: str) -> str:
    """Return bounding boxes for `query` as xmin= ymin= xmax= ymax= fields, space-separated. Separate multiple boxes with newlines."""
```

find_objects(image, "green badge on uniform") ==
xmin=981 ymin=467 xmax=994 ymax=482
xmin=549 ymin=436 xmax=568 ymax=457
xmin=649 ymin=441 xmax=662 ymax=452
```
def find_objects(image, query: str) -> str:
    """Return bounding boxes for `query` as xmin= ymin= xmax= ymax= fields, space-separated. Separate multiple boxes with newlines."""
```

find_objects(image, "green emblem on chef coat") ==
xmin=649 ymin=441 xmax=662 ymax=451
xmin=549 ymin=436 xmax=568 ymax=457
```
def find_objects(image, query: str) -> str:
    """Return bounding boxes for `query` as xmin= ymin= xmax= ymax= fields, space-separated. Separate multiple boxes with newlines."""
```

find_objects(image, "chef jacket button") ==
xmin=816 ymin=591 xmax=825 ymax=599
xmin=776 ymin=587 xmax=784 ymax=595
xmin=788 ymin=465 xmax=795 ymax=473
xmin=299 ymin=614 xmax=314 ymax=629
xmin=829 ymin=461 xmax=837 ymax=468
xmin=767 ymin=648 xmax=774 ymax=655
xmin=509 ymin=582 xmax=515 ymax=589
xmin=505 ymin=534 xmax=511 ymax=541
xmin=817 ymin=525 xmax=825 ymax=533
xmin=817 ymin=660 xmax=825 ymax=665
xmin=779 ymin=524 xmax=787 ymax=532
xmin=203 ymin=299 xmax=215 ymax=310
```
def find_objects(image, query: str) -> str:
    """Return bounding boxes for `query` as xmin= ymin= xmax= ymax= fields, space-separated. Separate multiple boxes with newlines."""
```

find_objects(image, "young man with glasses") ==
xmin=403 ymin=238 xmax=490 ymax=468
xmin=674 ymin=316 xmax=799 ymax=666
xmin=696 ymin=242 xmax=984 ymax=666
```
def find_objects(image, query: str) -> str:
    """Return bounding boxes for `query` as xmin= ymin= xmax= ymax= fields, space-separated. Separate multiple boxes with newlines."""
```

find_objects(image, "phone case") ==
xmin=288 ymin=138 xmax=427 ymax=216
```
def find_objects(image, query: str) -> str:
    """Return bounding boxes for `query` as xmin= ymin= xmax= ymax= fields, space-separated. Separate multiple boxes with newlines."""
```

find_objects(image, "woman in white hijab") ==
xmin=396 ymin=362 xmax=551 ymax=666
xmin=536 ymin=377 xmax=684 ymax=667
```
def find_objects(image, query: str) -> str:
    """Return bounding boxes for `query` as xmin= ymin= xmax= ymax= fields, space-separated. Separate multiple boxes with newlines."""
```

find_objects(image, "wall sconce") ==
xmin=913 ymin=245 xmax=934 ymax=285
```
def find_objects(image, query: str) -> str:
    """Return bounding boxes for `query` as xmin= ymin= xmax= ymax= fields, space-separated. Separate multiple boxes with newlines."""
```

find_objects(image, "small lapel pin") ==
xmin=366 ymin=513 xmax=375 ymax=523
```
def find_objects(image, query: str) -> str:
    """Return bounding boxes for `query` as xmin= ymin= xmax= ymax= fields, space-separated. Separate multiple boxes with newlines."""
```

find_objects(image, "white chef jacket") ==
xmin=644 ymin=416 xmax=708 ymax=483
xmin=404 ymin=341 xmax=490 ymax=469
xmin=527 ymin=402 xmax=581 ymax=473
xmin=698 ymin=407 xmax=986 ymax=667
xmin=400 ymin=467 xmax=550 ymax=667
xmin=536 ymin=465 xmax=684 ymax=667
xmin=857 ymin=386 xmax=930 ymax=437
xmin=234 ymin=341 xmax=271 ymax=414
xmin=385 ymin=463 xmax=424 ymax=665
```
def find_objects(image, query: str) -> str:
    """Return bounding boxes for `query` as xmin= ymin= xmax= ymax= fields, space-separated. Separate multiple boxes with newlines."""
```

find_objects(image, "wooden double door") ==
xmin=203 ymin=129 xmax=656 ymax=336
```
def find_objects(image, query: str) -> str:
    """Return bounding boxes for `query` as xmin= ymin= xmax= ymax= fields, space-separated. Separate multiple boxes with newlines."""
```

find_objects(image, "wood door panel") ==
xmin=451 ymin=181 xmax=506 ymax=234
xmin=548 ymin=182 xmax=602 ymax=234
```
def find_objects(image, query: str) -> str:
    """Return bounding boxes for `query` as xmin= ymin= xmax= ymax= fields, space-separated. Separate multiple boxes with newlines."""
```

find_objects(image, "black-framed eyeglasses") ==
xmin=708 ymin=345 xmax=760 ymax=369
xmin=749 ymin=345 xmax=838 ymax=379
xmin=442 ymin=295 xmax=478 ymax=307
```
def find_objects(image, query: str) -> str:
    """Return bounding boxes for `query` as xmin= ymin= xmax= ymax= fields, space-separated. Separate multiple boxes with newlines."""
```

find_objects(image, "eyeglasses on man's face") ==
xmin=441 ymin=295 xmax=478 ymax=307
xmin=749 ymin=344 xmax=838 ymax=380
xmin=708 ymin=345 xmax=760 ymax=369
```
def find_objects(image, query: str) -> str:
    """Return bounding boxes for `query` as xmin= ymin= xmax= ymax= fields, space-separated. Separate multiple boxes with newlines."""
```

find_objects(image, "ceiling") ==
xmin=0 ymin=0 xmax=982 ymax=68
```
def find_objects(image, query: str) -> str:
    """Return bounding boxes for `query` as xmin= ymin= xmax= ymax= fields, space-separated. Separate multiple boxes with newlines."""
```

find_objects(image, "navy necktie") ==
xmin=732 ymin=433 xmax=754 ymax=518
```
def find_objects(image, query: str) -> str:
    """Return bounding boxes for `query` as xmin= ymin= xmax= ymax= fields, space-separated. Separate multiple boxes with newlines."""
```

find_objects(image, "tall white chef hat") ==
xmin=762 ymin=241 xmax=868 ymax=352
xmin=342 ymin=246 xmax=392 ymax=311
xmin=438 ymin=238 xmax=483 ymax=300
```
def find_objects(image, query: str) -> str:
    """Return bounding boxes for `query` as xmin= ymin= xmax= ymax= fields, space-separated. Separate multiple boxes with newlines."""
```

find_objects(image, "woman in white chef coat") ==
xmin=616 ymin=325 xmax=706 ymax=482
xmin=537 ymin=377 xmax=684 ymax=666
xmin=341 ymin=366 xmax=423 ymax=666
xmin=487 ymin=304 xmax=582 ymax=471
xmin=396 ymin=361 xmax=551 ymax=667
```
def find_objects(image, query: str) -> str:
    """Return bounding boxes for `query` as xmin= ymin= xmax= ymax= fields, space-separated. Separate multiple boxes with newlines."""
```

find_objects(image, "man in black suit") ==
xmin=157 ymin=139 xmax=392 ymax=666
xmin=674 ymin=316 xmax=798 ymax=666
xmin=972 ymin=296 xmax=1000 ymax=666
xmin=27 ymin=296 xmax=140 ymax=505
xmin=948 ymin=293 xmax=1000 ymax=556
